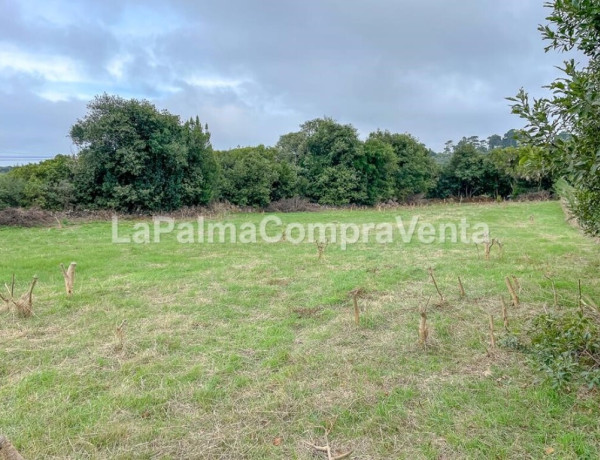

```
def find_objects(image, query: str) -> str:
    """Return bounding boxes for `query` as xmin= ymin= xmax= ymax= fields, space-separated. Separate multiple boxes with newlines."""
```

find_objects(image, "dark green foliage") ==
xmin=2 ymin=91 xmax=561 ymax=212
xmin=216 ymin=145 xmax=295 ymax=207
xmin=487 ymin=130 xmax=519 ymax=150
xmin=71 ymin=94 xmax=216 ymax=212
xmin=368 ymin=130 xmax=438 ymax=201
xmin=295 ymin=118 xmax=368 ymax=205
xmin=433 ymin=141 xmax=511 ymax=198
xmin=0 ymin=174 xmax=25 ymax=210
xmin=2 ymin=155 xmax=75 ymax=210
xmin=362 ymin=137 xmax=397 ymax=204
xmin=488 ymin=146 xmax=554 ymax=196
xmin=277 ymin=120 xmax=437 ymax=205
xmin=528 ymin=311 xmax=600 ymax=389
xmin=180 ymin=117 xmax=218 ymax=206
xmin=509 ymin=0 xmax=600 ymax=234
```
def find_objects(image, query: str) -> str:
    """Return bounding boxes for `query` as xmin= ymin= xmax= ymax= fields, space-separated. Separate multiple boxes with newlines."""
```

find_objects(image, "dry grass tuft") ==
xmin=292 ymin=307 xmax=322 ymax=319
xmin=1 ymin=276 xmax=38 ymax=317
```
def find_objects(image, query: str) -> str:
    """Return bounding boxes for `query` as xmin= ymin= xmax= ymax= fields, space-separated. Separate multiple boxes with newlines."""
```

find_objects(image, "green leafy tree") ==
xmin=278 ymin=118 xmax=368 ymax=205
xmin=489 ymin=146 xmax=554 ymax=196
xmin=180 ymin=117 xmax=218 ymax=206
xmin=362 ymin=137 xmax=397 ymax=204
xmin=6 ymin=155 xmax=75 ymax=209
xmin=509 ymin=0 xmax=600 ymax=233
xmin=216 ymin=145 xmax=287 ymax=207
xmin=70 ymin=94 xmax=215 ymax=212
xmin=0 ymin=174 xmax=25 ymax=210
xmin=435 ymin=141 xmax=511 ymax=198
xmin=368 ymin=131 xmax=438 ymax=201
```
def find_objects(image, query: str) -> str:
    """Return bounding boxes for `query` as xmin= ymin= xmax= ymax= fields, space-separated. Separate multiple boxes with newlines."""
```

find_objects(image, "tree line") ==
xmin=0 ymin=94 xmax=554 ymax=214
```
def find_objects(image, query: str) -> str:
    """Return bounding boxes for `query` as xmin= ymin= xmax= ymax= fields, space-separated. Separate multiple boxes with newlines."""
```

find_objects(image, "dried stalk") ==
xmin=511 ymin=275 xmax=521 ymax=294
xmin=304 ymin=441 xmax=352 ymax=460
xmin=60 ymin=262 xmax=77 ymax=296
xmin=484 ymin=238 xmax=495 ymax=260
xmin=457 ymin=276 xmax=466 ymax=298
xmin=349 ymin=288 xmax=365 ymax=325
xmin=303 ymin=419 xmax=352 ymax=460
xmin=489 ymin=314 xmax=496 ymax=349
xmin=505 ymin=276 xmax=519 ymax=306
xmin=428 ymin=267 xmax=444 ymax=302
xmin=501 ymin=297 xmax=509 ymax=331
xmin=418 ymin=297 xmax=431 ymax=346
xmin=12 ymin=276 xmax=38 ymax=317
xmin=1 ymin=275 xmax=15 ymax=311
xmin=115 ymin=320 xmax=127 ymax=350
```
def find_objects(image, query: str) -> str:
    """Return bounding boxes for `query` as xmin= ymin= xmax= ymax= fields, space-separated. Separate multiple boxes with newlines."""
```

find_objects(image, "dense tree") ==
xmin=434 ymin=141 xmax=511 ymax=198
xmin=277 ymin=121 xmax=437 ymax=205
xmin=180 ymin=117 xmax=218 ymax=206
xmin=3 ymin=155 xmax=75 ymax=209
xmin=0 ymin=174 xmax=25 ymax=210
xmin=509 ymin=0 xmax=600 ymax=234
xmin=361 ymin=137 xmax=397 ymax=204
xmin=368 ymin=131 xmax=438 ymax=201
xmin=278 ymin=118 xmax=368 ymax=205
xmin=488 ymin=146 xmax=554 ymax=196
xmin=216 ymin=145 xmax=295 ymax=207
xmin=70 ymin=94 xmax=216 ymax=212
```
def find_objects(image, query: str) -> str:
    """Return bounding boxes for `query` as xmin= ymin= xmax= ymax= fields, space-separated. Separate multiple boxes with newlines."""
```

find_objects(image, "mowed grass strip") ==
xmin=0 ymin=201 xmax=599 ymax=459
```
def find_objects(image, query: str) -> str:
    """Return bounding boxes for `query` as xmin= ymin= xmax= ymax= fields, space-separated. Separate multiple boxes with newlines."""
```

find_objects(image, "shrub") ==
xmin=528 ymin=310 xmax=600 ymax=389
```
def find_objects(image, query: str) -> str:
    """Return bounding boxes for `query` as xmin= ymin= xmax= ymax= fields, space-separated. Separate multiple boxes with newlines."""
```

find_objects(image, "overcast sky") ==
xmin=0 ymin=0 xmax=571 ymax=166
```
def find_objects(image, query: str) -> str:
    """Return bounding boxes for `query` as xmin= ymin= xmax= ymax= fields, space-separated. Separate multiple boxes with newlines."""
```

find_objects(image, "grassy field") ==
xmin=1 ymin=201 xmax=599 ymax=459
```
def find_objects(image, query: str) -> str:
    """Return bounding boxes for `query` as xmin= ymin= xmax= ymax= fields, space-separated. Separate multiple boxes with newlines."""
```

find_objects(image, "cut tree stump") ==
xmin=12 ymin=276 xmax=38 ymax=317
xmin=60 ymin=262 xmax=77 ymax=296
xmin=349 ymin=288 xmax=365 ymax=326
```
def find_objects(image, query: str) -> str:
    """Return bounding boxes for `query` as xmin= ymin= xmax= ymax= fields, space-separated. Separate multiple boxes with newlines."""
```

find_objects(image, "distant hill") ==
xmin=0 ymin=166 xmax=13 ymax=174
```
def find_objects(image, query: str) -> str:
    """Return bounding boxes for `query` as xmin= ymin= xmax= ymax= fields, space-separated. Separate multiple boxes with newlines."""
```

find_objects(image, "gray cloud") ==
xmin=0 ymin=0 xmax=573 ymax=165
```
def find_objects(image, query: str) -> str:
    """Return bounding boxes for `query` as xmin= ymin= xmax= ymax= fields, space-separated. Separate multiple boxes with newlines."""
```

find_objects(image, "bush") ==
xmin=528 ymin=310 xmax=600 ymax=389
xmin=0 ymin=175 xmax=25 ymax=210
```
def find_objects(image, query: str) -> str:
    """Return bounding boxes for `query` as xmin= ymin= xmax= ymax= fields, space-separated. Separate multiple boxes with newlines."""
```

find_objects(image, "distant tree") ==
xmin=487 ymin=134 xmax=503 ymax=151
xmin=488 ymin=146 xmax=554 ymax=196
xmin=500 ymin=129 xmax=519 ymax=148
xmin=6 ymin=155 xmax=75 ymax=209
xmin=362 ymin=137 xmax=397 ymax=204
xmin=278 ymin=118 xmax=368 ymax=205
xmin=180 ymin=117 xmax=218 ymax=206
xmin=509 ymin=0 xmax=600 ymax=233
xmin=216 ymin=145 xmax=292 ymax=207
xmin=70 ymin=94 xmax=215 ymax=211
xmin=434 ymin=141 xmax=511 ymax=198
xmin=0 ymin=174 xmax=25 ymax=209
xmin=368 ymin=131 xmax=438 ymax=201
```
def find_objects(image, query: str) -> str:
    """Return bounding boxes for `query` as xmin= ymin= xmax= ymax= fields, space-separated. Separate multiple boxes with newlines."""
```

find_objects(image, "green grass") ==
xmin=0 ymin=201 xmax=599 ymax=459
